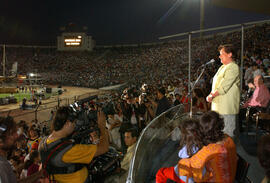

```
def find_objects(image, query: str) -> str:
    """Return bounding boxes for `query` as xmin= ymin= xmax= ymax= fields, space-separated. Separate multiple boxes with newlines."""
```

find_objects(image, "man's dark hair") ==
xmin=199 ymin=111 xmax=224 ymax=145
xmin=52 ymin=106 xmax=73 ymax=131
xmin=158 ymin=87 xmax=166 ymax=96
xmin=0 ymin=116 xmax=16 ymax=141
xmin=218 ymin=44 xmax=236 ymax=59
xmin=257 ymin=135 xmax=270 ymax=179
xmin=125 ymin=128 xmax=139 ymax=138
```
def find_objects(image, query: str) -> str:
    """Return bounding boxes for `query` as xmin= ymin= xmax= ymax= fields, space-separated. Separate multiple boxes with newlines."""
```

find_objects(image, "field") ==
xmin=0 ymin=92 xmax=54 ymax=102
xmin=0 ymin=86 xmax=103 ymax=124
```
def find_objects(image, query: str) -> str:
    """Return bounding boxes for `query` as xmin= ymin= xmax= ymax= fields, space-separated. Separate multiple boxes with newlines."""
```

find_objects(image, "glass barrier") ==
xmin=126 ymin=104 xmax=203 ymax=183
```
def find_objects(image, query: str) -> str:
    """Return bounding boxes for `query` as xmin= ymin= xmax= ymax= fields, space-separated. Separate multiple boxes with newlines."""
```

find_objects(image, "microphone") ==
xmin=202 ymin=59 xmax=215 ymax=67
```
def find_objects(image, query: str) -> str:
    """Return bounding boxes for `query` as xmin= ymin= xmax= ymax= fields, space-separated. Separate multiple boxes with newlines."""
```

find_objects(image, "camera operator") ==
xmin=39 ymin=106 xmax=109 ymax=183
xmin=138 ymin=93 xmax=154 ymax=127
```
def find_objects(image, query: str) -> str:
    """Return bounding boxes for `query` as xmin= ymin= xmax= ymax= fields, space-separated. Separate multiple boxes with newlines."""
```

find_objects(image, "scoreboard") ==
xmin=57 ymin=32 xmax=95 ymax=51
xmin=64 ymin=36 xmax=82 ymax=47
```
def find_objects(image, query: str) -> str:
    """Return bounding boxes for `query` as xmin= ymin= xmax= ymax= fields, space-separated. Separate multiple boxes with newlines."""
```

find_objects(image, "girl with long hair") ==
xmin=156 ymin=119 xmax=203 ymax=183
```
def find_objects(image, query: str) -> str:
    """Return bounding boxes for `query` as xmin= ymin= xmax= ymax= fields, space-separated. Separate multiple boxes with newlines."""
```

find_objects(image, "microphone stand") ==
xmin=188 ymin=66 xmax=206 ymax=118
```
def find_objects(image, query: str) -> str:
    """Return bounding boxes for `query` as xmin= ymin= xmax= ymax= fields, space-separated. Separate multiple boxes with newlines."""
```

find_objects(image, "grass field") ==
xmin=0 ymin=92 xmax=54 ymax=102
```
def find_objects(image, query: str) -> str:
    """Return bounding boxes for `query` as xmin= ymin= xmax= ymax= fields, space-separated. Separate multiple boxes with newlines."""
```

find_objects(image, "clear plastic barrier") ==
xmin=126 ymin=104 xmax=202 ymax=183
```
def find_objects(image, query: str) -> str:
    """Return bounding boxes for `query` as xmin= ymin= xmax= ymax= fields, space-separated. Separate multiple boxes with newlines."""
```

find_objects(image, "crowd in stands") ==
xmin=0 ymin=23 xmax=270 ymax=183
xmin=0 ymin=23 xmax=269 ymax=90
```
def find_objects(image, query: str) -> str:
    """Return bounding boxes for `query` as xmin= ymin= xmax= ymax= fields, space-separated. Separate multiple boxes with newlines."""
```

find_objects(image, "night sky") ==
xmin=1 ymin=0 xmax=270 ymax=45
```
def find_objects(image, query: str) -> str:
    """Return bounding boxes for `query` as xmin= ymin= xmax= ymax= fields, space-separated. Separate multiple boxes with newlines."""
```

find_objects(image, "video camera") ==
xmin=140 ymin=83 xmax=151 ymax=103
xmin=68 ymin=102 xmax=122 ymax=182
xmin=121 ymin=87 xmax=139 ymax=101
xmin=68 ymin=102 xmax=100 ymax=144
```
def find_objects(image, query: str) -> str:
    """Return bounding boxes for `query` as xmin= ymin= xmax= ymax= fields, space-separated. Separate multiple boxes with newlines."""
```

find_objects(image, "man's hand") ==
xmin=206 ymin=91 xmax=219 ymax=103
xmin=95 ymin=108 xmax=109 ymax=157
xmin=206 ymin=94 xmax=213 ymax=103
xmin=97 ymin=109 xmax=106 ymax=126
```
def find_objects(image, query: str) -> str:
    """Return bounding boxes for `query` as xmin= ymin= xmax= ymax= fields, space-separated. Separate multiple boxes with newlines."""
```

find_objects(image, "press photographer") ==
xmin=39 ymin=106 xmax=109 ymax=183
xmin=145 ymin=87 xmax=171 ymax=118
xmin=138 ymin=84 xmax=156 ymax=127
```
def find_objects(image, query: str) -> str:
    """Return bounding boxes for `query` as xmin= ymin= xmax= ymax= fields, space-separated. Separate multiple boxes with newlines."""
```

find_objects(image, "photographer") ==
xmin=139 ymin=94 xmax=154 ymax=127
xmin=147 ymin=87 xmax=171 ymax=118
xmin=39 ymin=106 xmax=109 ymax=183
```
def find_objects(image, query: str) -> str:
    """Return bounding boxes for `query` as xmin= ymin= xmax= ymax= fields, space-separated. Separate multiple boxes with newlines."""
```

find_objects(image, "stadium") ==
xmin=0 ymin=0 xmax=270 ymax=183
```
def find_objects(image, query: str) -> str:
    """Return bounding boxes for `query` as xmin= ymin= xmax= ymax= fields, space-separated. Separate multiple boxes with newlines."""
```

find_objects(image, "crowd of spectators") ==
xmin=0 ymin=23 xmax=269 ymax=91
xmin=0 ymin=23 xmax=270 ymax=183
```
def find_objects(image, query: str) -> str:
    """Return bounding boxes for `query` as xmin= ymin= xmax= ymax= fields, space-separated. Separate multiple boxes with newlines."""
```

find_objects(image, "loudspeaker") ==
xmin=46 ymin=88 xmax=52 ymax=93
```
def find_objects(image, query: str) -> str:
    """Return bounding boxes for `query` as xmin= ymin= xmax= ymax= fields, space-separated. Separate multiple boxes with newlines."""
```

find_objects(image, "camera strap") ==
xmin=40 ymin=136 xmax=84 ymax=177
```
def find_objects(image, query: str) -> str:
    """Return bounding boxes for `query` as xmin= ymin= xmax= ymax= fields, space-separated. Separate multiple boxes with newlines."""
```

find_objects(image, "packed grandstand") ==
xmin=0 ymin=22 xmax=270 ymax=183
xmin=1 ymin=23 xmax=268 ymax=89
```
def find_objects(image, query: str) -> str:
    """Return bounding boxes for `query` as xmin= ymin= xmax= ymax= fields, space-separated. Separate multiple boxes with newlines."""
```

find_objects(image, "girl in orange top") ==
xmin=178 ymin=111 xmax=237 ymax=183
xmin=156 ymin=111 xmax=237 ymax=183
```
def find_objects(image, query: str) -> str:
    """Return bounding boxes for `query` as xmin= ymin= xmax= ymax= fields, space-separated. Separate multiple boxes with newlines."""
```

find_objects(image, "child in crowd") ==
xmin=27 ymin=126 xmax=41 ymax=153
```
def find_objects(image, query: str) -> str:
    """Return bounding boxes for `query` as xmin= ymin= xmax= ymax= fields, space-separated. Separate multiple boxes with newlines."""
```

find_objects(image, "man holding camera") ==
xmin=146 ymin=87 xmax=171 ymax=118
xmin=39 ymin=106 xmax=109 ymax=183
